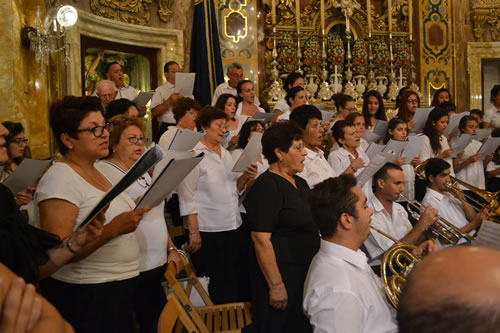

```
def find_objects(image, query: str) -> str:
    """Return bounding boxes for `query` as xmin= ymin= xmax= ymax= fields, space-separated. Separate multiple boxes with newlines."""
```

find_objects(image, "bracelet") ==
xmin=167 ymin=246 xmax=178 ymax=253
xmin=65 ymin=238 xmax=78 ymax=255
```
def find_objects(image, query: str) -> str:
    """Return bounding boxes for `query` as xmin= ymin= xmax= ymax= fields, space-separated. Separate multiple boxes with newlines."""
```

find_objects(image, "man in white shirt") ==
xmin=211 ymin=62 xmax=260 ymax=106
xmin=364 ymin=163 xmax=438 ymax=271
xmin=291 ymin=105 xmax=336 ymax=188
xmin=105 ymin=62 xmax=138 ymax=101
xmin=151 ymin=61 xmax=181 ymax=136
xmin=422 ymin=158 xmax=485 ymax=247
xmin=95 ymin=80 xmax=118 ymax=111
xmin=304 ymin=175 xmax=398 ymax=333
xmin=397 ymin=246 xmax=500 ymax=333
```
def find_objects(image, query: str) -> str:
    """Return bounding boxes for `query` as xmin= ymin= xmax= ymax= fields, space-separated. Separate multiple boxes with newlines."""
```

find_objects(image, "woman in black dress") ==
xmin=243 ymin=121 xmax=320 ymax=332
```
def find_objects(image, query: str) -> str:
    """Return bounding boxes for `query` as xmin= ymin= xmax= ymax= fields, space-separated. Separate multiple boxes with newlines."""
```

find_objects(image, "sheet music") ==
xmin=320 ymin=111 xmax=335 ymax=125
xmin=77 ymin=145 xmax=164 ymax=231
xmin=168 ymin=128 xmax=205 ymax=151
xmin=133 ymin=91 xmax=155 ymax=108
xmin=136 ymin=153 xmax=204 ymax=210
xmin=363 ymin=131 xmax=382 ymax=143
xmin=475 ymin=128 xmax=492 ymax=142
xmin=473 ymin=220 xmax=500 ymax=250
xmin=451 ymin=134 xmax=474 ymax=158
xmin=401 ymin=135 xmax=425 ymax=161
xmin=175 ymin=73 xmax=196 ymax=97
xmin=478 ymin=137 xmax=500 ymax=160
xmin=3 ymin=159 xmax=51 ymax=194
xmin=373 ymin=120 xmax=389 ymax=138
xmin=410 ymin=107 xmax=433 ymax=133
xmin=365 ymin=142 xmax=385 ymax=159
xmin=445 ymin=112 xmax=469 ymax=136
xmin=383 ymin=139 xmax=407 ymax=156
xmin=249 ymin=112 xmax=275 ymax=124
xmin=356 ymin=152 xmax=394 ymax=187
xmin=232 ymin=133 xmax=263 ymax=172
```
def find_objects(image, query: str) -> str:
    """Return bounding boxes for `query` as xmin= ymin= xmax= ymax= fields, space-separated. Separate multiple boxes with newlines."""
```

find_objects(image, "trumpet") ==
xmin=401 ymin=195 xmax=476 ymax=245
xmin=370 ymin=225 xmax=419 ymax=308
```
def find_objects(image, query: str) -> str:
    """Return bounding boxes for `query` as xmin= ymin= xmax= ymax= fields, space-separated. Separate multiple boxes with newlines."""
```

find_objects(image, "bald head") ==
xmin=398 ymin=247 xmax=500 ymax=332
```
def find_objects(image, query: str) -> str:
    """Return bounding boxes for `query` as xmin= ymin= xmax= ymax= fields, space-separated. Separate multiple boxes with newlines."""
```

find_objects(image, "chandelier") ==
xmin=21 ymin=5 xmax=78 ymax=72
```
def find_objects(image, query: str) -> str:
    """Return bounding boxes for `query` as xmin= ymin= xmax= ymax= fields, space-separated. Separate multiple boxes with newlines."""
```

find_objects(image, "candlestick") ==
xmin=388 ymin=0 xmax=392 ymax=33
xmin=272 ymin=0 xmax=276 ymax=25
xmin=409 ymin=0 xmax=413 ymax=40
xmin=367 ymin=0 xmax=372 ymax=38
xmin=320 ymin=0 xmax=325 ymax=33
xmin=296 ymin=0 xmax=300 ymax=34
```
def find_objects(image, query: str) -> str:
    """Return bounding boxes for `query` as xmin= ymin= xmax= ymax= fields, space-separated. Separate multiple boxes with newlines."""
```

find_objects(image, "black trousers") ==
xmin=40 ymin=276 xmax=138 ymax=333
xmin=133 ymin=265 xmax=167 ymax=333
xmin=189 ymin=224 xmax=249 ymax=304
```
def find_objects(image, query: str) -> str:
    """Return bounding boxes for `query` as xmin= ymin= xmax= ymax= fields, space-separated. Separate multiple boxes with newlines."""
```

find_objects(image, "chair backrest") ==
xmin=158 ymin=293 xmax=199 ymax=333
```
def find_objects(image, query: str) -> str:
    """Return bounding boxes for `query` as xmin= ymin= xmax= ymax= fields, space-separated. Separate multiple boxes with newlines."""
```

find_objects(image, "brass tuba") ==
xmin=370 ymin=225 xmax=419 ymax=308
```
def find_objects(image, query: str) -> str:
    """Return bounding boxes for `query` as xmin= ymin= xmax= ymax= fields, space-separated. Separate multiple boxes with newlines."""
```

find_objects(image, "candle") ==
xmin=320 ymin=0 xmax=325 ymax=33
xmin=388 ymin=0 xmax=392 ymax=33
xmin=408 ymin=0 xmax=413 ymax=40
xmin=367 ymin=0 xmax=372 ymax=37
xmin=389 ymin=40 xmax=393 ymax=61
xmin=334 ymin=65 xmax=338 ymax=93
xmin=272 ymin=0 xmax=276 ymax=25
xmin=399 ymin=67 xmax=403 ymax=87
xmin=296 ymin=0 xmax=300 ymax=34
xmin=346 ymin=16 xmax=350 ymax=32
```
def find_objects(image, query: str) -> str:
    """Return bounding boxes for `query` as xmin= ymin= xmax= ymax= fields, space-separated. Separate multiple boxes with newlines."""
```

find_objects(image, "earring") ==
xmin=68 ymin=145 xmax=73 ymax=149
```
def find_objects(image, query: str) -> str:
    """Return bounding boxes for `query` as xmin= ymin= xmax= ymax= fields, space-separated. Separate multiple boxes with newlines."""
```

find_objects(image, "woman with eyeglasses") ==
xmin=35 ymin=96 xmax=150 ymax=333
xmin=177 ymin=106 xmax=258 ymax=304
xmin=243 ymin=121 xmax=320 ymax=332
xmin=99 ymin=114 xmax=182 ymax=333
xmin=0 ymin=121 xmax=33 ymax=207
xmin=397 ymin=89 xmax=420 ymax=131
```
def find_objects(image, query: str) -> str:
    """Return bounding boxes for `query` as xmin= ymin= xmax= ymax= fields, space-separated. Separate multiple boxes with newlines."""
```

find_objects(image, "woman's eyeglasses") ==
xmin=75 ymin=123 xmax=110 ymax=137
xmin=10 ymin=138 xmax=28 ymax=145
xmin=127 ymin=136 xmax=148 ymax=145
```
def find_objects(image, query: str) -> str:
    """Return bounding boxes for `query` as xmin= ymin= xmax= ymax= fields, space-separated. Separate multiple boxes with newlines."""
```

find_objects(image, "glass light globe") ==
xmin=56 ymin=5 xmax=78 ymax=28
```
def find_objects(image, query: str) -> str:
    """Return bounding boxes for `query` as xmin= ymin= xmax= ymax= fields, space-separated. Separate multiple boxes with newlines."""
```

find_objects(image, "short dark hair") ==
xmin=458 ymin=115 xmax=478 ymax=133
xmin=262 ymin=121 xmax=303 ymax=164
xmin=164 ymin=61 xmax=178 ymax=73
xmin=469 ymin=109 xmax=483 ymax=119
xmin=308 ymin=175 xmax=359 ymax=238
xmin=490 ymin=85 xmax=500 ymax=104
xmin=332 ymin=120 xmax=355 ymax=147
xmin=285 ymin=86 xmax=305 ymax=107
xmin=195 ymin=105 xmax=226 ymax=130
xmin=105 ymin=98 xmax=137 ymax=120
xmin=289 ymin=105 xmax=322 ymax=129
xmin=334 ymin=94 xmax=355 ymax=110
xmin=492 ymin=128 xmax=500 ymax=138
xmin=424 ymin=158 xmax=450 ymax=182
xmin=214 ymin=93 xmax=237 ymax=113
xmin=373 ymin=162 xmax=403 ymax=192
xmin=385 ymin=117 xmax=407 ymax=143
xmin=398 ymin=297 xmax=500 ymax=333
xmin=105 ymin=61 xmax=121 ymax=74
xmin=362 ymin=90 xmax=386 ymax=124
xmin=283 ymin=72 xmax=304 ymax=92
xmin=345 ymin=112 xmax=363 ymax=124
xmin=49 ymin=96 xmax=103 ymax=155
xmin=439 ymin=101 xmax=456 ymax=113
xmin=173 ymin=97 xmax=201 ymax=123
xmin=238 ymin=120 xmax=263 ymax=149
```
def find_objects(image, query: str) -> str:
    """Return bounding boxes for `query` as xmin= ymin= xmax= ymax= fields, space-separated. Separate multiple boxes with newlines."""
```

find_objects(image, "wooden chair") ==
xmin=158 ymin=293 xmax=199 ymax=333
xmin=164 ymin=261 xmax=252 ymax=332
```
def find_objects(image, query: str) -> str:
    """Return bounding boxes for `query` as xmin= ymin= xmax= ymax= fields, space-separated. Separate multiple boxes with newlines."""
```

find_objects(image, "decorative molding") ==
xmin=471 ymin=0 xmax=500 ymax=40
xmin=87 ymin=0 xmax=175 ymax=25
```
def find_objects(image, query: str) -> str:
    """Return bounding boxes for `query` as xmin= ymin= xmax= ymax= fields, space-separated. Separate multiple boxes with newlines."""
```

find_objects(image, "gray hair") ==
xmin=96 ymin=79 xmax=117 ymax=92
xmin=226 ymin=62 xmax=242 ymax=75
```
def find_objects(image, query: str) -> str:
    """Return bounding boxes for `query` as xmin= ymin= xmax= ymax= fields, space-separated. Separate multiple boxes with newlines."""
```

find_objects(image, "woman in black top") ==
xmin=243 ymin=121 xmax=320 ymax=333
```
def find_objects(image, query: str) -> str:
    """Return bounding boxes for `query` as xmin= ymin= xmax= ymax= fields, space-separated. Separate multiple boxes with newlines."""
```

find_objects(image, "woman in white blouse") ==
xmin=177 ymin=106 xmax=257 ymax=304
xmin=99 ymin=114 xmax=182 ymax=333
xmin=483 ymin=85 xmax=500 ymax=129
xmin=36 ymin=96 xmax=149 ymax=333
xmin=276 ymin=86 xmax=307 ymax=122
xmin=419 ymin=107 xmax=455 ymax=172
xmin=345 ymin=112 xmax=369 ymax=152
xmin=158 ymin=97 xmax=200 ymax=151
xmin=215 ymin=93 xmax=241 ymax=150
xmin=273 ymin=72 xmax=305 ymax=120
xmin=235 ymin=80 xmax=265 ymax=121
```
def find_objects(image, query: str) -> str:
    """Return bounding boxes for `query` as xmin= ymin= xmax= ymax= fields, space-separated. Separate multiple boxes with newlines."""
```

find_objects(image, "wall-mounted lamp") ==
xmin=20 ymin=5 xmax=78 ymax=71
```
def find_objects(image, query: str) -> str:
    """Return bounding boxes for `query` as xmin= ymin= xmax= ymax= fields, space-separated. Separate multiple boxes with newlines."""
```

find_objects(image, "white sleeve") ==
xmin=35 ymin=164 xmax=84 ymax=207
xmin=483 ymin=107 xmax=493 ymax=123
xmin=487 ymin=161 xmax=499 ymax=172
xmin=304 ymin=288 xmax=363 ymax=333
xmin=211 ymin=85 xmax=222 ymax=106
xmin=419 ymin=135 xmax=433 ymax=161
xmin=177 ymin=166 xmax=200 ymax=216
xmin=328 ymin=152 xmax=349 ymax=176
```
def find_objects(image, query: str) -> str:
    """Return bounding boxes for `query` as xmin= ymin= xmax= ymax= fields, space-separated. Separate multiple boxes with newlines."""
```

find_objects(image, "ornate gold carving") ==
xmin=157 ymin=0 xmax=174 ymax=22
xmin=301 ymin=0 xmax=320 ymax=27
xmin=471 ymin=0 xmax=500 ymax=40
xmin=89 ymin=0 xmax=175 ymax=25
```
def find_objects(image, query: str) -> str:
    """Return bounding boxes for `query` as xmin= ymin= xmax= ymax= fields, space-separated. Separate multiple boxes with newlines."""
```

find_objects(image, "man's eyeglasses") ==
xmin=75 ymin=123 xmax=109 ymax=137
xmin=10 ymin=138 xmax=28 ymax=145
xmin=127 ymin=136 xmax=148 ymax=145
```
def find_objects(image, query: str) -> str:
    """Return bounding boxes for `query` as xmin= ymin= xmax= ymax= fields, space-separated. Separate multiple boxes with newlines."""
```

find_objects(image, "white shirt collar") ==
xmin=426 ymin=187 xmax=444 ymax=202
xmin=370 ymin=195 xmax=386 ymax=214
xmin=319 ymin=239 xmax=368 ymax=271
xmin=304 ymin=147 xmax=324 ymax=160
